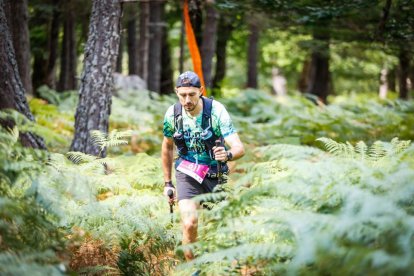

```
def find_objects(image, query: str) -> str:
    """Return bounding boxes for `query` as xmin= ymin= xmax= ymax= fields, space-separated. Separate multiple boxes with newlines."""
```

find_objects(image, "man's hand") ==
xmin=164 ymin=186 xmax=176 ymax=204
xmin=213 ymin=145 xmax=228 ymax=162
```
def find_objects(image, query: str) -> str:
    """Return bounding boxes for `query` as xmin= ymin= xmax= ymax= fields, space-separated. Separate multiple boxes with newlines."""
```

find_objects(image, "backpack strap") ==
xmin=201 ymin=96 xmax=213 ymax=130
xmin=173 ymin=102 xmax=183 ymax=133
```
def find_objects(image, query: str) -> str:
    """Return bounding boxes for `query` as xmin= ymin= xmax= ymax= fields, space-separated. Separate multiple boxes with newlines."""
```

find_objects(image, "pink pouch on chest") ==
xmin=177 ymin=160 xmax=209 ymax=184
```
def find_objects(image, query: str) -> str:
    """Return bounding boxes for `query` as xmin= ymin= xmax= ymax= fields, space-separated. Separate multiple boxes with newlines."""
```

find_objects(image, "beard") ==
xmin=184 ymin=98 xmax=199 ymax=111
xmin=184 ymin=104 xmax=196 ymax=111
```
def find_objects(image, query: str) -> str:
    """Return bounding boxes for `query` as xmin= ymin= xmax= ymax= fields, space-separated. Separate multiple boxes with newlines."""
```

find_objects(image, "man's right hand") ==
xmin=164 ymin=187 xmax=176 ymax=204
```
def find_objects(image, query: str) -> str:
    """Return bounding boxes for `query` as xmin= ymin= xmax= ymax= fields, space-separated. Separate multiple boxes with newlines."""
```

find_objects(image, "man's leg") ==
xmin=178 ymin=199 xmax=200 ymax=261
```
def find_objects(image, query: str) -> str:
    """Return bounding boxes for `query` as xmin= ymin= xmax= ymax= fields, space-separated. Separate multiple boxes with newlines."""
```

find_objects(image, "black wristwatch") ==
xmin=164 ymin=181 xmax=175 ymax=188
xmin=226 ymin=151 xmax=233 ymax=161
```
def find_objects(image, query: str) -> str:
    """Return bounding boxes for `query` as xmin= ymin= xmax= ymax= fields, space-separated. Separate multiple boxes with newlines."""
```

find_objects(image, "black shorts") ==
xmin=175 ymin=170 xmax=220 ymax=201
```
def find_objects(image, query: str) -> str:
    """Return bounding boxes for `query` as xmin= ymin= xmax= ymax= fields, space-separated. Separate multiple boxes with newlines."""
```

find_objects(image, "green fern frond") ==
xmin=90 ymin=129 xmax=132 ymax=152
xmin=390 ymin=137 xmax=411 ymax=154
xmin=183 ymin=243 xmax=292 ymax=268
xmin=66 ymin=151 xmax=96 ymax=164
xmin=108 ymin=129 xmax=133 ymax=141
xmin=317 ymin=138 xmax=349 ymax=156
xmin=368 ymin=141 xmax=386 ymax=161
xmin=90 ymin=130 xmax=108 ymax=151
xmin=105 ymin=139 xmax=129 ymax=148
xmin=317 ymin=137 xmax=410 ymax=161
xmin=355 ymin=141 xmax=368 ymax=159
xmin=7 ymin=126 xmax=20 ymax=144
xmin=0 ymin=251 xmax=64 ymax=275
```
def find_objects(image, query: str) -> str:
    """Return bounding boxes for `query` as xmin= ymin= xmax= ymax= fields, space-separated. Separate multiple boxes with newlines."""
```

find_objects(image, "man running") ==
xmin=161 ymin=71 xmax=245 ymax=261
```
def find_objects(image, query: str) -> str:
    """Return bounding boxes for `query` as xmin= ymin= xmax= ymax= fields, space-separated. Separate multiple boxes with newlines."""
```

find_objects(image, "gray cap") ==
xmin=176 ymin=71 xmax=201 ymax=88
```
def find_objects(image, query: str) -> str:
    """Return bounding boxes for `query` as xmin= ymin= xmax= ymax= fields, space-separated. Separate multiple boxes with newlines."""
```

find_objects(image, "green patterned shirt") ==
xmin=163 ymin=100 xmax=236 ymax=165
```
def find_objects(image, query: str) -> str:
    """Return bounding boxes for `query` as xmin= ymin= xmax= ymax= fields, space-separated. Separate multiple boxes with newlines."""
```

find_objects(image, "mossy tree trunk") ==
xmin=70 ymin=0 xmax=122 ymax=156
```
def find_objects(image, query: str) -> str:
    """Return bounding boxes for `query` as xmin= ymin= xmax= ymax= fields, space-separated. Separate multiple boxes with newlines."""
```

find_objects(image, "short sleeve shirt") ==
xmin=163 ymin=100 xmax=236 ymax=165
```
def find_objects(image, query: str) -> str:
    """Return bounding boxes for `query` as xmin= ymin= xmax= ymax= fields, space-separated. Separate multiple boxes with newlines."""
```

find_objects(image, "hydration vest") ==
xmin=173 ymin=97 xmax=223 ymax=160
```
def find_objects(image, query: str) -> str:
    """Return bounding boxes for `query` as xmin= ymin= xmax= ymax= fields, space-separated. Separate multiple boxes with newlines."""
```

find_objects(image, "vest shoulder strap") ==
xmin=173 ymin=102 xmax=183 ymax=132
xmin=201 ymin=97 xmax=213 ymax=129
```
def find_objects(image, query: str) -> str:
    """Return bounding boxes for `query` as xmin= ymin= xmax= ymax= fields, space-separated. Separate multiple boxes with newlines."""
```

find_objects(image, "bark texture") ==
xmin=0 ymin=1 xmax=46 ymax=149
xmin=70 ymin=0 xmax=122 ymax=156
xmin=4 ymin=0 xmax=33 ymax=95
xmin=201 ymin=0 xmax=218 ymax=89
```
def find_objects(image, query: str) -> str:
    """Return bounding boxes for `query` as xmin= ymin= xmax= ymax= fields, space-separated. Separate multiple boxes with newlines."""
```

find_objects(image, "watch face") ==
xmin=227 ymin=152 xmax=233 ymax=160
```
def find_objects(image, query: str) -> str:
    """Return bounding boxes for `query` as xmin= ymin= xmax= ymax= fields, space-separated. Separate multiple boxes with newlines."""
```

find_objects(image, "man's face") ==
xmin=175 ymin=86 xmax=203 ymax=112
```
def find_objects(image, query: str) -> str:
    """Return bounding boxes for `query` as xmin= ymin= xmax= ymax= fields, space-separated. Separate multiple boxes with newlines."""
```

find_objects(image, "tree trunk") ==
xmin=58 ymin=0 xmax=77 ymax=91
xmin=0 ymin=1 xmax=46 ymax=149
xmin=31 ymin=0 xmax=61 ymax=94
xmin=201 ymin=0 xmax=218 ymax=89
xmin=298 ymin=58 xmax=311 ymax=93
xmin=160 ymin=20 xmax=173 ymax=95
xmin=116 ymin=33 xmax=123 ymax=73
xmin=189 ymin=0 xmax=203 ymax=47
xmin=127 ymin=17 xmax=139 ymax=75
xmin=70 ymin=0 xmax=122 ymax=156
xmin=138 ymin=0 xmax=150 ymax=84
xmin=32 ymin=53 xmax=48 ymax=96
xmin=379 ymin=68 xmax=388 ymax=99
xmin=306 ymin=29 xmax=331 ymax=103
xmin=212 ymin=17 xmax=233 ymax=93
xmin=147 ymin=0 xmax=165 ymax=93
xmin=377 ymin=0 xmax=392 ymax=41
xmin=388 ymin=67 xmax=397 ymax=92
xmin=247 ymin=20 xmax=259 ymax=89
xmin=4 ymin=0 xmax=33 ymax=96
xmin=44 ymin=0 xmax=61 ymax=89
xmin=398 ymin=47 xmax=410 ymax=100
xmin=179 ymin=12 xmax=185 ymax=74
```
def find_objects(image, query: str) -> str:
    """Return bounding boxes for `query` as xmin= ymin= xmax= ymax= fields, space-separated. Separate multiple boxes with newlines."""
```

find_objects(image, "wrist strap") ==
xmin=164 ymin=181 xmax=175 ymax=188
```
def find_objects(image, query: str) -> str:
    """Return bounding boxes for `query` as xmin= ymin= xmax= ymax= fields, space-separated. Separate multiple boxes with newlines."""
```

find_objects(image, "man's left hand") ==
xmin=213 ymin=146 xmax=227 ymax=162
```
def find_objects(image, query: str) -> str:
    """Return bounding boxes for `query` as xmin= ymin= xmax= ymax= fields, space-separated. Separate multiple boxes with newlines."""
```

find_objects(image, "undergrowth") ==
xmin=1 ymin=88 xmax=413 ymax=275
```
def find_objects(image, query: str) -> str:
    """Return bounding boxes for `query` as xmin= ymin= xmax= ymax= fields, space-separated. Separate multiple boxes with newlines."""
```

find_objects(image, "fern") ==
xmin=0 ymin=251 xmax=65 ymax=276
xmin=90 ymin=129 xmax=133 ymax=153
xmin=66 ymin=151 xmax=96 ymax=164
xmin=317 ymin=137 xmax=411 ymax=162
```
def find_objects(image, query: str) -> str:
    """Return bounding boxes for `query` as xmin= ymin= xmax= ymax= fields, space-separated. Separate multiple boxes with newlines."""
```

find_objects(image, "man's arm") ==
xmin=161 ymin=136 xmax=175 ymax=200
xmin=162 ymin=136 xmax=174 ymax=182
xmin=214 ymin=133 xmax=245 ymax=162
